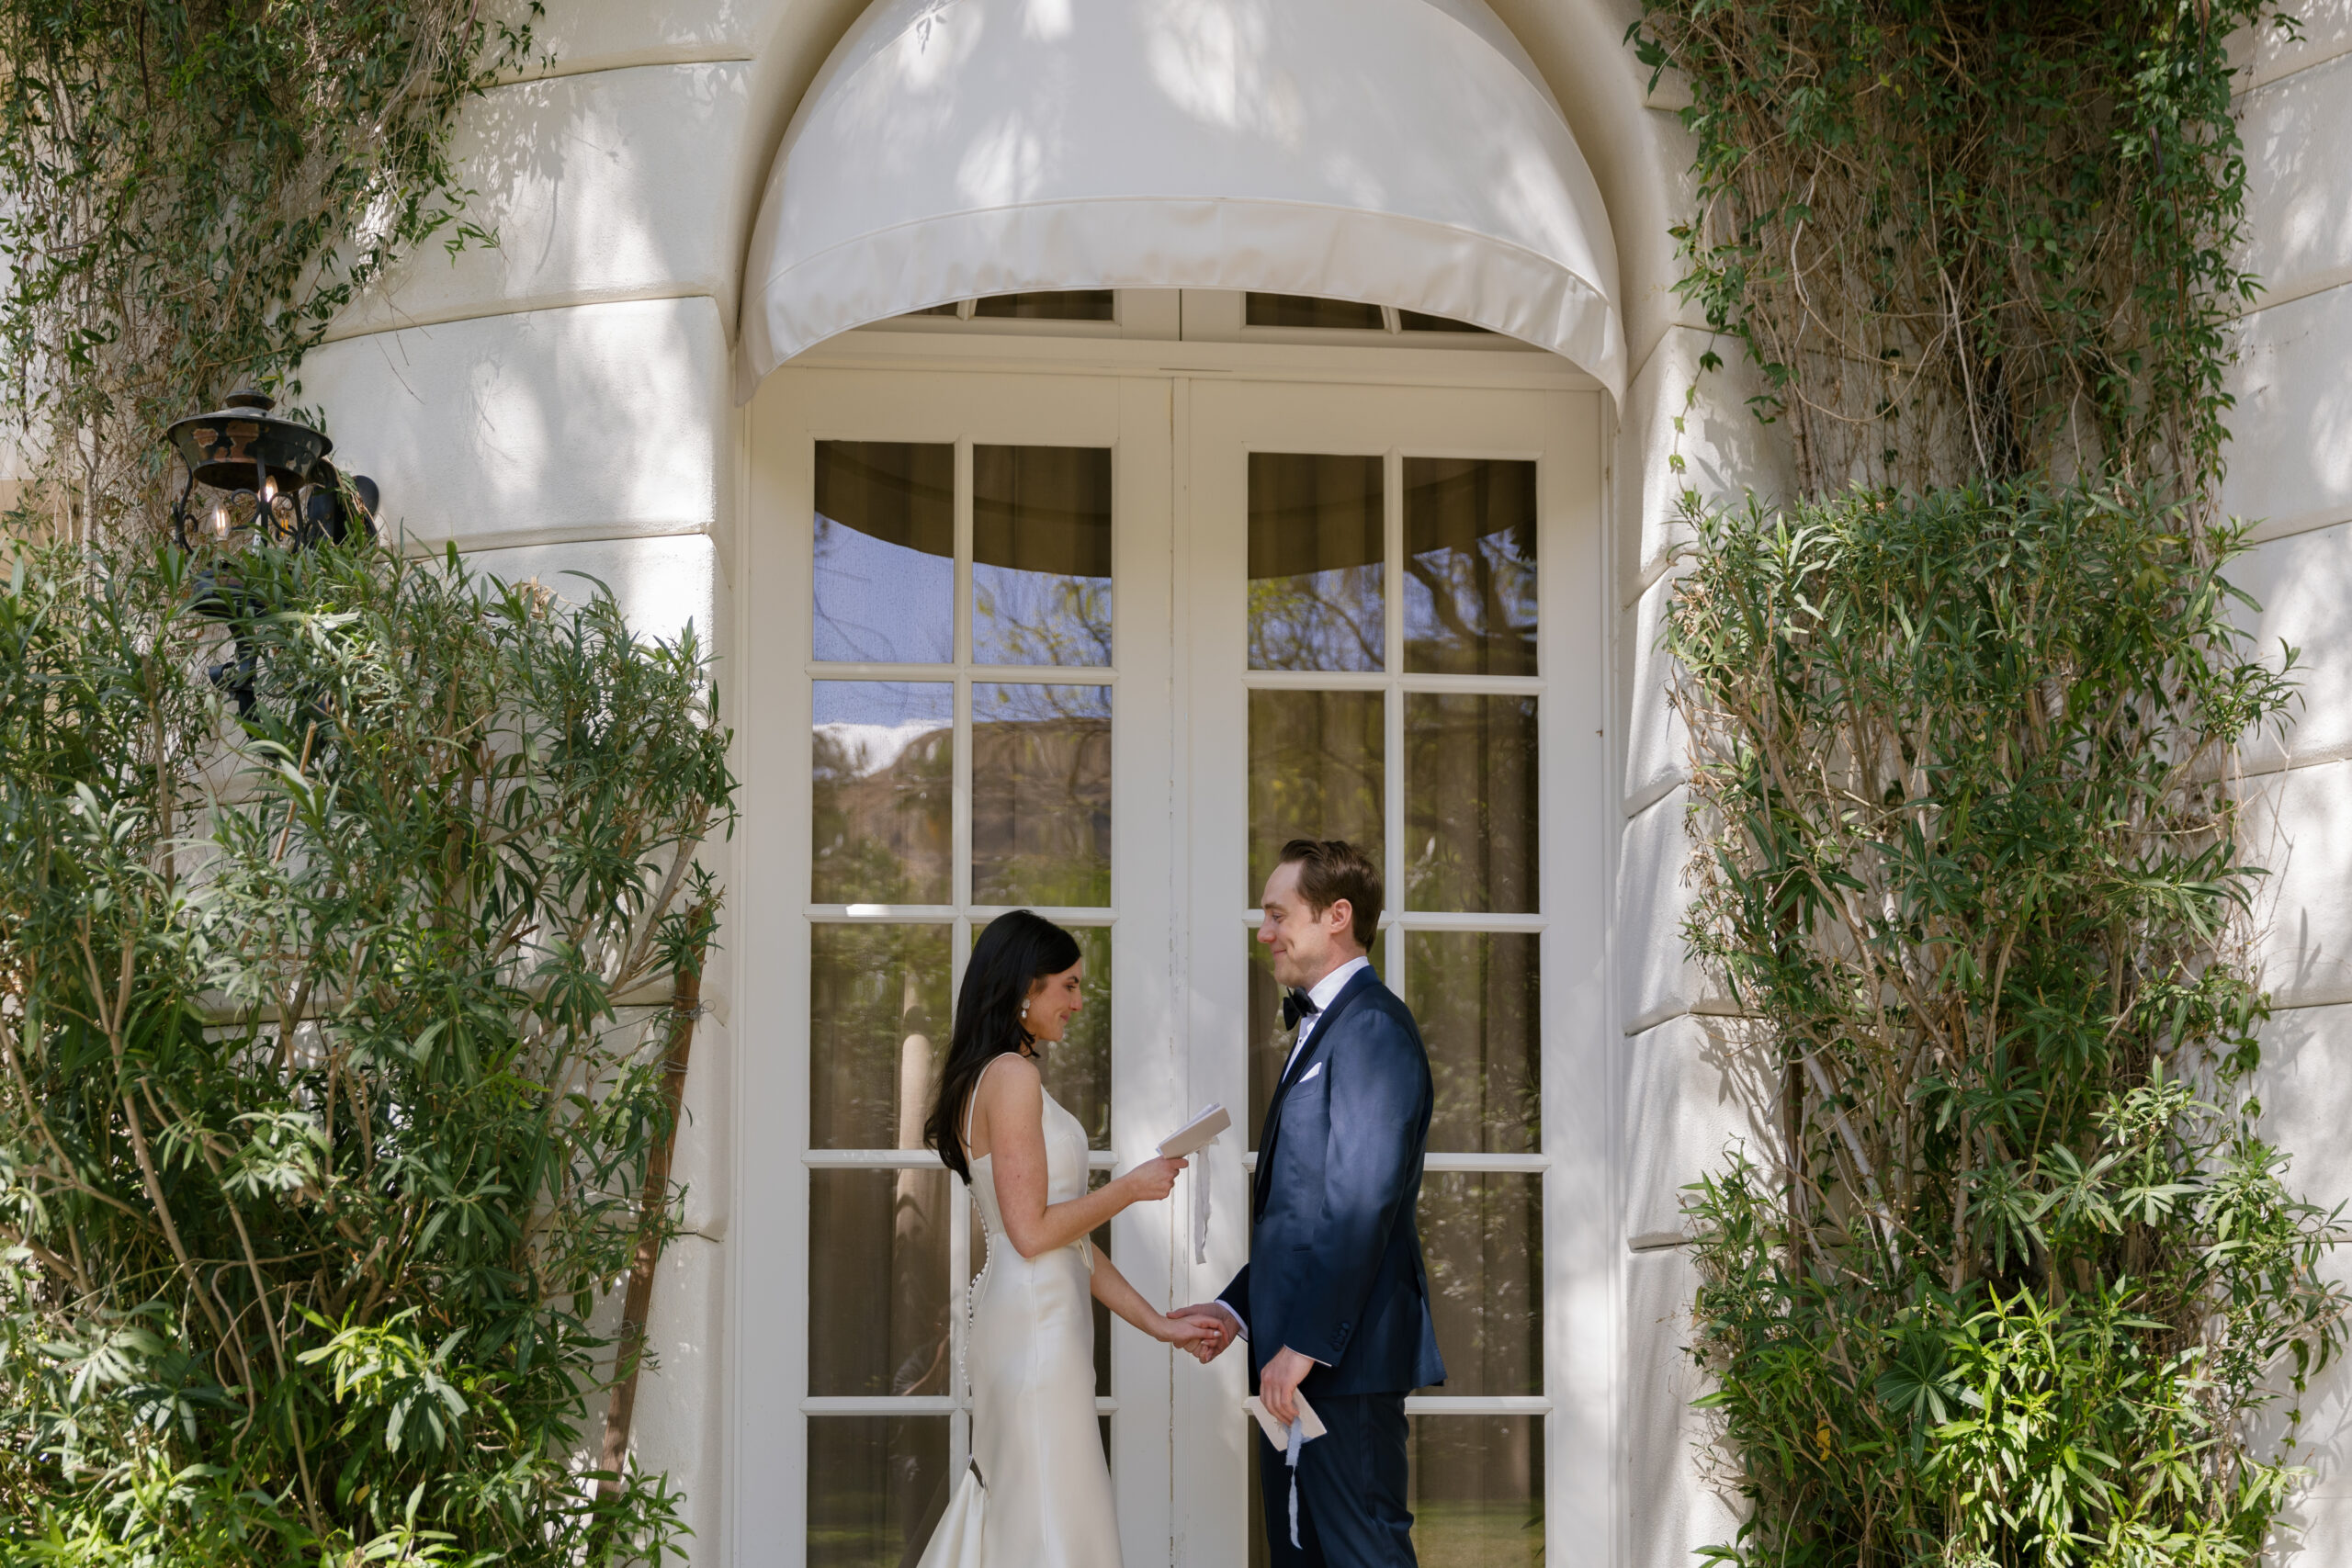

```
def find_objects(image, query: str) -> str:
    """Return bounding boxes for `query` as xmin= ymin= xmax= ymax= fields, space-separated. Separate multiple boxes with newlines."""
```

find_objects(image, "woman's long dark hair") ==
xmin=925 ymin=910 xmax=1083 ymax=1185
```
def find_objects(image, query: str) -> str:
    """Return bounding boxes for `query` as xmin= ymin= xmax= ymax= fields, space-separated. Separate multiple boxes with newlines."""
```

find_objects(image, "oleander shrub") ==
xmin=0 ymin=538 xmax=733 ymax=1564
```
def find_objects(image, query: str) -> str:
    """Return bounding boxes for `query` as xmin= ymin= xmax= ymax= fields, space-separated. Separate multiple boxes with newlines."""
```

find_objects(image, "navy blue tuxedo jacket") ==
xmin=1219 ymin=966 xmax=1446 ymax=1397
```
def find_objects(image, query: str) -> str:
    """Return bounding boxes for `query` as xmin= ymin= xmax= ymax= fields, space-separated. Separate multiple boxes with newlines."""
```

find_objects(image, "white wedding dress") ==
xmin=920 ymin=1060 xmax=1123 ymax=1568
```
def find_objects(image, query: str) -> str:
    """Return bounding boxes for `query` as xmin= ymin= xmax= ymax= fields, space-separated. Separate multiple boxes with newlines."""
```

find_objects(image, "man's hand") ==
xmin=1170 ymin=1302 xmax=1241 ymax=1363
xmin=1259 ymin=1345 xmax=1315 ymax=1424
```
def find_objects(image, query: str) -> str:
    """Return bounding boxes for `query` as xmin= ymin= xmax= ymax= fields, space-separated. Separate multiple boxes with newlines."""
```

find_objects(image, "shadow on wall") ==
xmin=2227 ymin=13 xmax=2352 ymax=547
xmin=2231 ymin=0 xmax=2352 ymax=87
xmin=328 ymin=55 xmax=756 ymax=337
xmin=2226 ymin=523 xmax=2352 ymax=772
xmin=2240 ymin=47 xmax=2352 ymax=303
xmin=453 ymin=535 xmax=723 ymax=653
xmin=2241 ymin=995 xmax=2352 ymax=1568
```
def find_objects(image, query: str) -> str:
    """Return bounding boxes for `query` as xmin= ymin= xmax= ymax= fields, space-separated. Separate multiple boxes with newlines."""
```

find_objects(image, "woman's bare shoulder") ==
xmin=982 ymin=1052 xmax=1043 ymax=1096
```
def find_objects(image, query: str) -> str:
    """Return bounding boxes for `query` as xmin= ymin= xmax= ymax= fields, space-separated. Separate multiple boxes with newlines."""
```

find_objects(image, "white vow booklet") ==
xmin=1157 ymin=1103 xmax=1231 ymax=1159
xmin=1159 ymin=1104 xmax=1231 ymax=1262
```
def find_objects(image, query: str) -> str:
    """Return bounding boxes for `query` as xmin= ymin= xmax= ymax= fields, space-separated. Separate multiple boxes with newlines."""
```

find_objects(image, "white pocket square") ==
xmin=1297 ymin=1062 xmax=1323 ymax=1083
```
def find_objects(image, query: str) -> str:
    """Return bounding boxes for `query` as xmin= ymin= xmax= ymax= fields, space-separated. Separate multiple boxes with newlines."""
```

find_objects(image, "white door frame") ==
xmin=732 ymin=334 xmax=1612 ymax=1568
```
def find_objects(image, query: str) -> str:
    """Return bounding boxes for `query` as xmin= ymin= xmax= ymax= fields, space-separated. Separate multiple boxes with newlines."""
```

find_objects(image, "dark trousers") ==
xmin=1256 ymin=1391 xmax=1415 ymax=1568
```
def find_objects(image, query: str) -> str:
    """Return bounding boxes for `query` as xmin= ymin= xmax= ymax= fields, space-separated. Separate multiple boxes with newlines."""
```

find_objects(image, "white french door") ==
xmin=1170 ymin=381 xmax=1611 ymax=1566
xmin=738 ymin=369 xmax=1183 ymax=1568
xmin=736 ymin=363 xmax=1610 ymax=1568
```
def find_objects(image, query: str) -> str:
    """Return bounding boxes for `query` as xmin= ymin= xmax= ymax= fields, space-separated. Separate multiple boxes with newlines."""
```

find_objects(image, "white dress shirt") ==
xmin=1218 ymin=954 xmax=1372 ymax=1349
xmin=1281 ymin=954 xmax=1369 ymax=1079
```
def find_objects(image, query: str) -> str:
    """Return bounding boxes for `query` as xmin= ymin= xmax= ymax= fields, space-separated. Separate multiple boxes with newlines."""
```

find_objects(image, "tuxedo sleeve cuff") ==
xmin=1213 ymin=1300 xmax=1249 ymax=1342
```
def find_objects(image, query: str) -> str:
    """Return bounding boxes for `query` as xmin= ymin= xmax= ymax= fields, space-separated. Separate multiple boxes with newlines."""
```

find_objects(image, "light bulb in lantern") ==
xmin=209 ymin=500 xmax=230 ymax=540
xmin=260 ymin=477 xmax=277 ymax=504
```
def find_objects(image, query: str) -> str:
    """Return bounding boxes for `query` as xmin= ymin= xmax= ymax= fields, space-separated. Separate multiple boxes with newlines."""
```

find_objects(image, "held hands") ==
xmin=1156 ymin=1312 xmax=1218 ymax=1354
xmin=1168 ymin=1302 xmax=1242 ymax=1364
xmin=1115 ymin=1155 xmax=1187 ymax=1204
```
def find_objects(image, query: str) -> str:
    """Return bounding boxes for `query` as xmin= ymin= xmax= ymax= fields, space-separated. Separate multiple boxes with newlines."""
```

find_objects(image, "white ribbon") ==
xmin=1192 ymin=1140 xmax=1212 ymax=1264
xmin=1285 ymin=1416 xmax=1306 ymax=1547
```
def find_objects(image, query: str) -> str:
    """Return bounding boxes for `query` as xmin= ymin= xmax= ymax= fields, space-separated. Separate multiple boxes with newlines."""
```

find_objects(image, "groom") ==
xmin=1176 ymin=837 xmax=1445 ymax=1567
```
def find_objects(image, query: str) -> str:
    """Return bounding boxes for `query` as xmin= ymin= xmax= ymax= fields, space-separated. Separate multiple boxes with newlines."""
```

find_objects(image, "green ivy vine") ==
xmin=0 ymin=0 xmax=539 ymax=542
xmin=1635 ymin=0 xmax=2269 ymax=498
xmin=1632 ymin=1 xmax=2345 ymax=1562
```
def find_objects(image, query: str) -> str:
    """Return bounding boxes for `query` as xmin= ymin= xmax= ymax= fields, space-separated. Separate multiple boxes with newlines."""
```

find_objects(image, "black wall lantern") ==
xmin=162 ymin=388 xmax=380 ymax=714
xmin=164 ymin=387 xmax=378 ymax=554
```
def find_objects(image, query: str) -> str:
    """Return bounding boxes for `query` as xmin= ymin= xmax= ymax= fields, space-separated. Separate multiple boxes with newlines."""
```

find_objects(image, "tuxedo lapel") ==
xmin=1251 ymin=968 xmax=1378 ymax=1220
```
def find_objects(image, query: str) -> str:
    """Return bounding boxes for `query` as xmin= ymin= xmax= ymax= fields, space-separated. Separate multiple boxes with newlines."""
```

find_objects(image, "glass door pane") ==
xmin=814 ymin=442 xmax=954 ymax=663
xmin=972 ymin=444 xmax=1113 ymax=666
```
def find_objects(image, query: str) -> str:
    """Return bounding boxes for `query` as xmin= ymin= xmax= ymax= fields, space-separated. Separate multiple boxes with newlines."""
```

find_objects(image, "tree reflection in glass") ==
xmin=1404 ymin=457 xmax=1536 ymax=676
xmin=805 ymin=1416 xmax=952 ymax=1568
xmin=812 ymin=682 xmax=953 ymax=907
xmin=1248 ymin=452 xmax=1385 ymax=671
xmin=971 ymin=682 xmax=1112 ymax=906
xmin=1247 ymin=689 xmax=1384 ymax=899
xmin=808 ymin=1168 xmax=953 ymax=1396
xmin=1416 ymin=1173 xmax=1542 ymax=1397
xmin=973 ymin=446 xmax=1113 ymax=668
xmin=1405 ymin=1416 xmax=1544 ymax=1566
xmin=808 ymin=923 xmax=953 ymax=1150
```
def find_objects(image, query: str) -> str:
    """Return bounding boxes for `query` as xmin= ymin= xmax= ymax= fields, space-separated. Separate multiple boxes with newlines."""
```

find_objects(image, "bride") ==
xmin=919 ymin=910 xmax=1214 ymax=1567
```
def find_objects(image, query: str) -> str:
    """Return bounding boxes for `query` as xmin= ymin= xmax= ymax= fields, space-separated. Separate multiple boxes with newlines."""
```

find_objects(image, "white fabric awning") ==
xmin=736 ymin=0 xmax=1626 ymax=400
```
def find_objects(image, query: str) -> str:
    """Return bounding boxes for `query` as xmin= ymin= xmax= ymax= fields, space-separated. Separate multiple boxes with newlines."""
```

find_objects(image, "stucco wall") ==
xmin=2223 ymin=8 xmax=2352 ymax=1554
xmin=297 ymin=0 xmax=2352 ymax=1562
xmin=1608 ymin=311 xmax=1784 ymax=1568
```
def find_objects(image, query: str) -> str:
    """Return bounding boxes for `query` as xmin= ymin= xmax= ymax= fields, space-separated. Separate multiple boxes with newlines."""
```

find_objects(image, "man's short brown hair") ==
xmin=1278 ymin=838 xmax=1383 ymax=949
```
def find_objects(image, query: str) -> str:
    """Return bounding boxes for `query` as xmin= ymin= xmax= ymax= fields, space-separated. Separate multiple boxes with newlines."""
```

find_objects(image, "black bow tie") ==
xmin=1282 ymin=988 xmax=1320 ymax=1032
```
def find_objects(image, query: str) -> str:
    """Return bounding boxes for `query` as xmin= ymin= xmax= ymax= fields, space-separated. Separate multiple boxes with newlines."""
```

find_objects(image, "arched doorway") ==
xmin=728 ymin=7 xmax=1624 ymax=1565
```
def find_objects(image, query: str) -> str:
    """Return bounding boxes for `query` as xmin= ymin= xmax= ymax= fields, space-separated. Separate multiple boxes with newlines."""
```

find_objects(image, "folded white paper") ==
xmin=1243 ymin=1393 xmax=1328 ymax=1450
xmin=1158 ymin=1103 xmax=1231 ymax=1159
